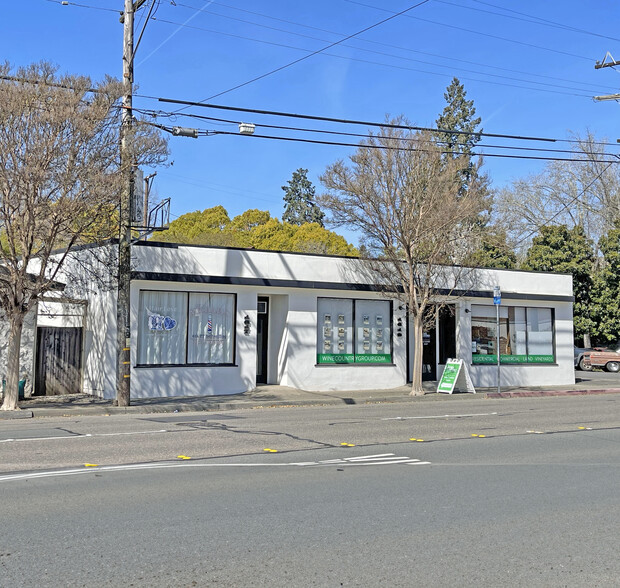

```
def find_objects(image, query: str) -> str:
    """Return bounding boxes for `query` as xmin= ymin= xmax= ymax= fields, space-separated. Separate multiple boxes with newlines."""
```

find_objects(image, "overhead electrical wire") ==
xmin=43 ymin=0 xmax=120 ymax=13
xmin=132 ymin=102 xmax=620 ymax=163
xmin=154 ymin=97 xmax=557 ymax=142
xmin=193 ymin=130 xmax=620 ymax=164
xmin=162 ymin=5 xmax=612 ymax=96
xmin=469 ymin=0 xmax=620 ymax=43
xmin=343 ymin=0 xmax=595 ymax=62
xmin=172 ymin=0 xmax=610 ymax=94
xmin=172 ymin=0 xmax=432 ymax=108
xmin=145 ymin=17 xmax=608 ymax=99
xmin=133 ymin=106 xmax=615 ymax=158
xmin=512 ymin=161 xmax=616 ymax=247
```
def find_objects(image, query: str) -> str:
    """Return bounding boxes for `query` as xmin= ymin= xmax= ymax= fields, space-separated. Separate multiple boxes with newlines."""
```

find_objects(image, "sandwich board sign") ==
xmin=437 ymin=359 xmax=476 ymax=394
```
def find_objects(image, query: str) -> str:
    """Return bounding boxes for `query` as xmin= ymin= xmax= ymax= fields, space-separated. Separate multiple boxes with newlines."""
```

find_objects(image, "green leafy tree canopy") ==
xmin=521 ymin=225 xmax=595 ymax=344
xmin=156 ymin=206 xmax=357 ymax=256
xmin=590 ymin=223 xmax=620 ymax=344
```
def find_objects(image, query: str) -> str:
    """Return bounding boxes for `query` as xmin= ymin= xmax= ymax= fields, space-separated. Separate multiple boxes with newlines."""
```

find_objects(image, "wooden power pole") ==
xmin=116 ymin=0 xmax=135 ymax=407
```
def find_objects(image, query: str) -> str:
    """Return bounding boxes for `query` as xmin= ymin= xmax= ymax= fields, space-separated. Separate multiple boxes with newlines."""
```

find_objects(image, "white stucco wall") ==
xmin=129 ymin=282 xmax=258 ymax=398
xmin=457 ymin=298 xmax=574 ymax=387
xmin=30 ymin=242 xmax=574 ymax=398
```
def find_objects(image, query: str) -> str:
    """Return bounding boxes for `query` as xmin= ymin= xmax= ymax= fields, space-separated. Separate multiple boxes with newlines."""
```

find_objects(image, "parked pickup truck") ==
xmin=581 ymin=343 xmax=620 ymax=372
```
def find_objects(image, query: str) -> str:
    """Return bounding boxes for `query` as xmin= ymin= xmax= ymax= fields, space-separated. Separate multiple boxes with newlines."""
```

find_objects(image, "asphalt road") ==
xmin=2 ymin=393 xmax=620 ymax=474
xmin=1 ymin=394 xmax=619 ymax=587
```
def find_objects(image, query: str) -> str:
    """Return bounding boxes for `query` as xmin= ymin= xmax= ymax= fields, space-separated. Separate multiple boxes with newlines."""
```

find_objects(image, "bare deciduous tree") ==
xmin=320 ymin=120 xmax=487 ymax=395
xmin=0 ymin=62 xmax=167 ymax=410
xmin=496 ymin=131 xmax=620 ymax=257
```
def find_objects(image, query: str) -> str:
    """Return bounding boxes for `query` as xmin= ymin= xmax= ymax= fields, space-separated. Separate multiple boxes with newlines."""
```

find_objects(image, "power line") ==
xmin=344 ymin=0 xmax=595 ymax=62
xmin=134 ymin=94 xmax=620 ymax=149
xmin=42 ymin=0 xmax=120 ymax=13
xmin=145 ymin=17 xmax=603 ymax=99
xmin=159 ymin=5 xmax=613 ymax=96
xmin=469 ymin=0 xmax=620 ymax=43
xmin=198 ymin=130 xmax=620 ymax=163
xmin=173 ymin=0 xmax=431 ymax=108
xmin=513 ymin=161 xmax=617 ymax=247
xmin=156 ymin=97 xmax=559 ymax=142
xmin=172 ymin=0 xmax=612 ymax=94
xmin=133 ymin=106 xmax=616 ymax=158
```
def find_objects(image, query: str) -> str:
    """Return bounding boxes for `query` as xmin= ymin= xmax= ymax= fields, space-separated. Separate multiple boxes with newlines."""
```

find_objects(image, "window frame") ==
xmin=136 ymin=289 xmax=237 ymax=368
xmin=470 ymin=304 xmax=556 ymax=365
xmin=316 ymin=297 xmax=394 ymax=365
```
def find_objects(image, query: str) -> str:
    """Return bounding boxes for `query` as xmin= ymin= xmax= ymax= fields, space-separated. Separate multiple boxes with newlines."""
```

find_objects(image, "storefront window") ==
xmin=138 ymin=290 xmax=235 ymax=366
xmin=471 ymin=305 xmax=554 ymax=364
xmin=317 ymin=298 xmax=392 ymax=364
xmin=138 ymin=291 xmax=188 ymax=365
xmin=188 ymin=293 xmax=234 ymax=364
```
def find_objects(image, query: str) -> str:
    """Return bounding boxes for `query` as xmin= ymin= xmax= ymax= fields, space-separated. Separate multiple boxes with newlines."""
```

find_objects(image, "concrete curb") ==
xmin=486 ymin=388 xmax=620 ymax=398
xmin=1 ymin=387 xmax=618 ymax=419
xmin=0 ymin=409 xmax=33 ymax=420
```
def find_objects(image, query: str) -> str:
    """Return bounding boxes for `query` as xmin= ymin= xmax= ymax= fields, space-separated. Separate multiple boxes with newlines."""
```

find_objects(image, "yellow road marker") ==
xmin=84 ymin=463 xmax=99 ymax=467
xmin=263 ymin=448 xmax=278 ymax=452
xmin=177 ymin=455 xmax=191 ymax=460
xmin=478 ymin=434 xmax=486 ymax=438
xmin=471 ymin=434 xmax=479 ymax=437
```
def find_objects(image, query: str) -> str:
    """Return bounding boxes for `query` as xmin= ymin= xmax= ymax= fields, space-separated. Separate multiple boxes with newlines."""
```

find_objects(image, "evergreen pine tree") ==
xmin=435 ymin=77 xmax=491 ymax=223
xmin=282 ymin=168 xmax=325 ymax=227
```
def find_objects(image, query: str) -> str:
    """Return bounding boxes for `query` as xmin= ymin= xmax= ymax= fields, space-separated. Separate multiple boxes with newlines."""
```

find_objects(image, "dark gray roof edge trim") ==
xmin=131 ymin=272 xmax=574 ymax=303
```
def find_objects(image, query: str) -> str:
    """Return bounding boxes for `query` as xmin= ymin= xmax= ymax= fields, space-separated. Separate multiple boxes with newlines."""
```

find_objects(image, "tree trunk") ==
xmin=1 ymin=312 xmax=24 ymax=411
xmin=583 ymin=333 xmax=591 ymax=349
xmin=410 ymin=315 xmax=425 ymax=396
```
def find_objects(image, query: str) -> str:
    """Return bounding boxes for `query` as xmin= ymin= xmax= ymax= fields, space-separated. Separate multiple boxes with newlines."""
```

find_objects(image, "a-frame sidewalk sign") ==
xmin=437 ymin=358 xmax=476 ymax=394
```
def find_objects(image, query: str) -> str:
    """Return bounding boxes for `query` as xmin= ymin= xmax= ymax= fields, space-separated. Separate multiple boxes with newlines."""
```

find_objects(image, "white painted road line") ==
xmin=0 ymin=454 xmax=431 ymax=483
xmin=0 ymin=429 xmax=169 ymax=443
xmin=382 ymin=412 xmax=498 ymax=421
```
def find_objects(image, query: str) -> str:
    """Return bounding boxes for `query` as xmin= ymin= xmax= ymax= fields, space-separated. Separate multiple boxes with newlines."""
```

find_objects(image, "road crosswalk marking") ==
xmin=293 ymin=453 xmax=431 ymax=467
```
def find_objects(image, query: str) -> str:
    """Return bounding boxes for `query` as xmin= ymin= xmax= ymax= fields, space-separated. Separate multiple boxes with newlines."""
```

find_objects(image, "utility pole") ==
xmin=116 ymin=0 xmax=135 ymax=407
xmin=593 ymin=52 xmax=620 ymax=102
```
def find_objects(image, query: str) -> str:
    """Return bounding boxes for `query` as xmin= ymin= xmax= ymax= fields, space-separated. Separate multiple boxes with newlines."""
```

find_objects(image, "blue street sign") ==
xmin=493 ymin=286 xmax=501 ymax=305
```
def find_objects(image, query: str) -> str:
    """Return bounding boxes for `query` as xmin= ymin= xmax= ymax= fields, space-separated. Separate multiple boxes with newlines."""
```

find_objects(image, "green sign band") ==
xmin=472 ymin=354 xmax=554 ymax=365
xmin=317 ymin=354 xmax=391 ymax=364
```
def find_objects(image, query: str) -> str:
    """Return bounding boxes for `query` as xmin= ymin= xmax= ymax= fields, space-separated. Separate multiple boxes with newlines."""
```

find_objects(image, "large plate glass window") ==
xmin=317 ymin=298 xmax=392 ymax=364
xmin=471 ymin=305 xmax=554 ymax=364
xmin=138 ymin=291 xmax=236 ymax=366
xmin=354 ymin=299 xmax=391 ymax=363
xmin=138 ymin=291 xmax=188 ymax=365
xmin=188 ymin=293 xmax=235 ymax=364
xmin=317 ymin=298 xmax=354 ymax=363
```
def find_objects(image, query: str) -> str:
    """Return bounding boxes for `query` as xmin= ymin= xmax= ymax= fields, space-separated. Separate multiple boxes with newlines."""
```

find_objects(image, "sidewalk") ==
xmin=3 ymin=373 xmax=620 ymax=419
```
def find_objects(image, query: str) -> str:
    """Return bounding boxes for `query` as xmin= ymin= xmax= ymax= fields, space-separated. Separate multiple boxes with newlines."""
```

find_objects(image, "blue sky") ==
xmin=3 ymin=1 xmax=620 ymax=244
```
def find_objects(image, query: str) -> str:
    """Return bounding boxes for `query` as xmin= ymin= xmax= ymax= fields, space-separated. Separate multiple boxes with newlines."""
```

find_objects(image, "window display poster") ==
xmin=317 ymin=298 xmax=354 ymax=363
xmin=138 ymin=291 xmax=188 ymax=365
xmin=317 ymin=298 xmax=392 ymax=364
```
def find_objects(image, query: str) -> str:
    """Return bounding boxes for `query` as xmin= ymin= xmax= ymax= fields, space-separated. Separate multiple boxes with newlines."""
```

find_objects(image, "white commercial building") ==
xmin=23 ymin=242 xmax=575 ymax=399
